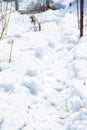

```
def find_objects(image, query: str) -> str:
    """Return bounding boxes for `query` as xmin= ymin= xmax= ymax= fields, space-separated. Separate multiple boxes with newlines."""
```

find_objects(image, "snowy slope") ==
xmin=0 ymin=1 xmax=87 ymax=130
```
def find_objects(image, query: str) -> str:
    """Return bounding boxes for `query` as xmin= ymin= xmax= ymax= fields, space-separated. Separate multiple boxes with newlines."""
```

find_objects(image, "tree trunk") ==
xmin=15 ymin=0 xmax=19 ymax=11
xmin=46 ymin=0 xmax=50 ymax=8
xmin=0 ymin=0 xmax=2 ymax=11
xmin=80 ymin=0 xmax=84 ymax=37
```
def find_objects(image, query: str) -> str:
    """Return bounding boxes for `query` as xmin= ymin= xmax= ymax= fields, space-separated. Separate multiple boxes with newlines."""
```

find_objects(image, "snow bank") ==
xmin=19 ymin=0 xmax=76 ymax=10
xmin=65 ymin=11 xmax=87 ymax=129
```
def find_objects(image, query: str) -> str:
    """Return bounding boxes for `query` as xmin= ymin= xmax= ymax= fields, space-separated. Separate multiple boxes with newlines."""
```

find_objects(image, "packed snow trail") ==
xmin=0 ymin=9 xmax=81 ymax=130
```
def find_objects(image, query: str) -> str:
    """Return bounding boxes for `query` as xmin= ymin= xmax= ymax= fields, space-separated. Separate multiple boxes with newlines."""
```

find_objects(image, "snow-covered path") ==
xmin=0 ymin=7 xmax=86 ymax=130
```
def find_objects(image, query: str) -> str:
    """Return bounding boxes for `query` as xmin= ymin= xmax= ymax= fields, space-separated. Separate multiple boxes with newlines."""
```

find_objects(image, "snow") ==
xmin=0 ymin=0 xmax=87 ymax=130
xmin=7 ymin=0 xmax=75 ymax=11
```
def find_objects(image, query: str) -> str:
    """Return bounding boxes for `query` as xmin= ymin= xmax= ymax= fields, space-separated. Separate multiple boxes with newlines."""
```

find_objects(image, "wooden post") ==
xmin=76 ymin=0 xmax=79 ymax=28
xmin=80 ymin=0 xmax=84 ymax=37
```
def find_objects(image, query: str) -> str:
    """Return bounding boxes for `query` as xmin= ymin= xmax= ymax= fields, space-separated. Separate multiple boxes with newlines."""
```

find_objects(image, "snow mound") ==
xmin=65 ymin=108 xmax=87 ymax=130
xmin=66 ymin=78 xmax=87 ymax=130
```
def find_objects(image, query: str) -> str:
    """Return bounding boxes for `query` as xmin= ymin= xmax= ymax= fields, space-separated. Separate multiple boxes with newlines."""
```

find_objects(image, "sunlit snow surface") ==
xmin=0 ymin=1 xmax=87 ymax=130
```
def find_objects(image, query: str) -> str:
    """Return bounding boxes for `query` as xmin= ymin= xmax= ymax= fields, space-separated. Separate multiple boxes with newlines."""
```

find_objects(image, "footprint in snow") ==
xmin=22 ymin=80 xmax=38 ymax=96
xmin=55 ymin=87 xmax=63 ymax=92
xmin=18 ymin=123 xmax=27 ymax=130
xmin=14 ymin=34 xmax=21 ymax=38
xmin=0 ymin=67 xmax=2 ymax=72
xmin=35 ymin=48 xmax=44 ymax=60
xmin=48 ymin=41 xmax=56 ymax=49
xmin=7 ymin=38 xmax=14 ymax=44
xmin=0 ymin=119 xmax=4 ymax=129
xmin=0 ymin=81 xmax=14 ymax=93
xmin=26 ymin=69 xmax=38 ymax=77
xmin=0 ymin=62 xmax=10 ymax=71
